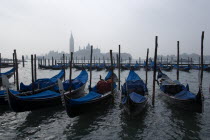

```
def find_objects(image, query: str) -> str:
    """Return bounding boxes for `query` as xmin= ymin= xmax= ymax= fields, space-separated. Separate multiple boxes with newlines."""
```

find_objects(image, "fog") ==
xmin=0 ymin=0 xmax=209 ymax=59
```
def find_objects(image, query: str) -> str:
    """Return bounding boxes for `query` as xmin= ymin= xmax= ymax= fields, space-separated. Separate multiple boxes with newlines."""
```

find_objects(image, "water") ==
xmin=0 ymin=62 xmax=210 ymax=140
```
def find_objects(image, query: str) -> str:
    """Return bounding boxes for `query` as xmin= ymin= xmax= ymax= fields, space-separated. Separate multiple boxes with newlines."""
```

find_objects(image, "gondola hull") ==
xmin=8 ymin=91 xmax=62 ymax=112
xmin=0 ymin=95 xmax=7 ymax=105
xmin=123 ymin=95 xmax=148 ymax=115
xmin=96 ymin=67 xmax=104 ymax=71
xmin=161 ymin=66 xmax=173 ymax=71
xmin=7 ymin=83 xmax=86 ymax=112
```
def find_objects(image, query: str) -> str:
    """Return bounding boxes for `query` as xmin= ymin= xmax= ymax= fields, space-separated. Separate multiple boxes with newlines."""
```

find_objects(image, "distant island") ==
xmin=37 ymin=33 xmax=132 ymax=61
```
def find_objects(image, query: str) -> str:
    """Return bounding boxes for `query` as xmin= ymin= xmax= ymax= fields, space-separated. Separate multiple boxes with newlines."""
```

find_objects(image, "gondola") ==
xmin=39 ymin=64 xmax=68 ymax=70
xmin=51 ymin=64 xmax=69 ymax=70
xmin=159 ymin=64 xmax=173 ymax=71
xmin=204 ymin=65 xmax=210 ymax=72
xmin=86 ymin=64 xmax=96 ymax=71
xmin=173 ymin=64 xmax=190 ymax=72
xmin=133 ymin=63 xmax=140 ymax=70
xmin=60 ymin=71 xmax=117 ymax=117
xmin=38 ymin=64 xmax=52 ymax=69
xmin=121 ymin=64 xmax=130 ymax=71
xmin=96 ymin=64 xmax=105 ymax=71
xmin=3 ymin=70 xmax=88 ymax=112
xmin=0 ymin=69 xmax=65 ymax=105
xmin=157 ymin=70 xmax=203 ymax=113
xmin=191 ymin=65 xmax=200 ymax=70
xmin=121 ymin=70 xmax=148 ymax=115
xmin=0 ymin=67 xmax=15 ymax=86
xmin=74 ymin=64 xmax=84 ymax=70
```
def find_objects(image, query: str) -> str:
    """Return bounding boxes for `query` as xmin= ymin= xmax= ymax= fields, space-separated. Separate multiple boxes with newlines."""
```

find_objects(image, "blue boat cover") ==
xmin=129 ymin=92 xmax=146 ymax=103
xmin=62 ymin=70 xmax=88 ymax=90
xmin=70 ymin=71 xmax=116 ymax=105
xmin=143 ymin=61 xmax=146 ymax=67
xmin=150 ymin=61 xmax=154 ymax=67
xmin=52 ymin=65 xmax=63 ymax=69
xmin=126 ymin=70 xmax=141 ymax=81
xmin=16 ymin=90 xmax=60 ymax=100
xmin=122 ymin=70 xmax=148 ymax=95
xmin=0 ymin=89 xmax=19 ymax=96
xmin=97 ymin=64 xmax=105 ymax=68
xmin=69 ymin=91 xmax=101 ymax=105
xmin=125 ymin=64 xmax=130 ymax=67
xmin=173 ymin=65 xmax=190 ymax=70
xmin=20 ymin=69 xmax=64 ymax=91
xmin=158 ymin=71 xmax=196 ymax=100
xmin=134 ymin=63 xmax=139 ymax=68
xmin=174 ymin=89 xmax=196 ymax=100
xmin=0 ymin=67 xmax=15 ymax=77
xmin=105 ymin=71 xmax=114 ymax=81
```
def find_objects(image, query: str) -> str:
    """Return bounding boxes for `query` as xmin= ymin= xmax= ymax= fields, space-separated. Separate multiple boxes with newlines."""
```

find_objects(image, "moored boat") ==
xmin=121 ymin=70 xmax=148 ymax=115
xmin=3 ymin=70 xmax=88 ymax=112
xmin=60 ymin=71 xmax=117 ymax=117
xmin=157 ymin=70 xmax=203 ymax=113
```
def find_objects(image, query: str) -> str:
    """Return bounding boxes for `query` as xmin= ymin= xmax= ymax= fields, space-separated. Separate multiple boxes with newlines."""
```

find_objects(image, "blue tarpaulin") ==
xmin=129 ymin=92 xmax=146 ymax=103
xmin=0 ymin=89 xmax=19 ymax=96
xmin=16 ymin=90 xmax=60 ymax=100
xmin=126 ymin=70 xmax=148 ymax=92
xmin=20 ymin=69 xmax=64 ymax=91
xmin=69 ymin=91 xmax=101 ymax=105
xmin=0 ymin=68 xmax=15 ymax=78
xmin=174 ymin=89 xmax=196 ymax=100
xmin=62 ymin=70 xmax=88 ymax=90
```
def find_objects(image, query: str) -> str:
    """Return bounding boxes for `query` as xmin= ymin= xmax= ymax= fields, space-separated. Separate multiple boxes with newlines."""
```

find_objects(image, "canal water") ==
xmin=0 ymin=62 xmax=210 ymax=140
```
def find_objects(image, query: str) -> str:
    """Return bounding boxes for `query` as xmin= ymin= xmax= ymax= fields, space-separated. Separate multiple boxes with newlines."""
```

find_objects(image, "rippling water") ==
xmin=0 ymin=62 xmax=210 ymax=140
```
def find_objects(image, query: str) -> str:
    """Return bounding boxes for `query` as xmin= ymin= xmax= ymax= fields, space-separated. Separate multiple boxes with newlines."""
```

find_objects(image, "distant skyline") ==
xmin=0 ymin=0 xmax=209 ymax=59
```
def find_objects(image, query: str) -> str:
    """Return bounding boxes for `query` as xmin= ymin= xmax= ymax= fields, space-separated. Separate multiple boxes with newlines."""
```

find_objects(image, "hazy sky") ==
xmin=0 ymin=0 xmax=209 ymax=59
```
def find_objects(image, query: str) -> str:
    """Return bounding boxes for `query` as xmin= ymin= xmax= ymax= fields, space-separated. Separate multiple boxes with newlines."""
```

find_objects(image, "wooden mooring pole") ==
xmin=31 ymin=55 xmax=35 ymax=94
xmin=63 ymin=54 xmax=65 ymax=81
xmin=177 ymin=41 xmax=179 ymax=81
xmin=69 ymin=52 xmax=73 ymax=95
xmin=152 ymin=36 xmax=158 ymax=106
xmin=110 ymin=50 xmax=114 ymax=95
xmin=34 ymin=54 xmax=37 ymax=81
xmin=201 ymin=31 xmax=204 ymax=86
xmin=13 ymin=53 xmax=16 ymax=83
xmin=22 ymin=55 xmax=25 ymax=67
xmin=89 ymin=46 xmax=93 ymax=90
xmin=14 ymin=50 xmax=19 ymax=90
xmin=118 ymin=45 xmax=121 ymax=90
xmin=146 ymin=48 xmax=149 ymax=86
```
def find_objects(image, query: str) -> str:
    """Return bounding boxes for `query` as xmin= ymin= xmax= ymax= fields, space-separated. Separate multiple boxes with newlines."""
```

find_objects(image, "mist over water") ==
xmin=0 ymin=62 xmax=210 ymax=139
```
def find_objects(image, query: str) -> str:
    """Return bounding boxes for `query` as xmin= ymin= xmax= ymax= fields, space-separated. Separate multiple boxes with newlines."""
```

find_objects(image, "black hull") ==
xmin=39 ymin=64 xmax=68 ymax=70
xmin=0 ymin=95 xmax=7 ymax=105
xmin=96 ymin=67 xmax=104 ymax=71
xmin=161 ymin=67 xmax=173 ymax=71
xmin=8 ymin=90 xmax=62 ymax=112
xmin=204 ymin=67 xmax=210 ymax=72
xmin=74 ymin=66 xmax=84 ymax=70
xmin=65 ymin=92 xmax=114 ymax=117
xmin=7 ymin=81 xmax=86 ymax=112
xmin=133 ymin=67 xmax=140 ymax=71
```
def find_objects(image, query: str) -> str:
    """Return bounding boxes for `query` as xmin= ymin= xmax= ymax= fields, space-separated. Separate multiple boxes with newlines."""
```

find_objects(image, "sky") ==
xmin=0 ymin=0 xmax=209 ymax=59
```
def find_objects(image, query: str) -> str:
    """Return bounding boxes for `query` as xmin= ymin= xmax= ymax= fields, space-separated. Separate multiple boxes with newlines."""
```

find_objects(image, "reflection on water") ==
xmin=0 ymin=62 xmax=210 ymax=139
